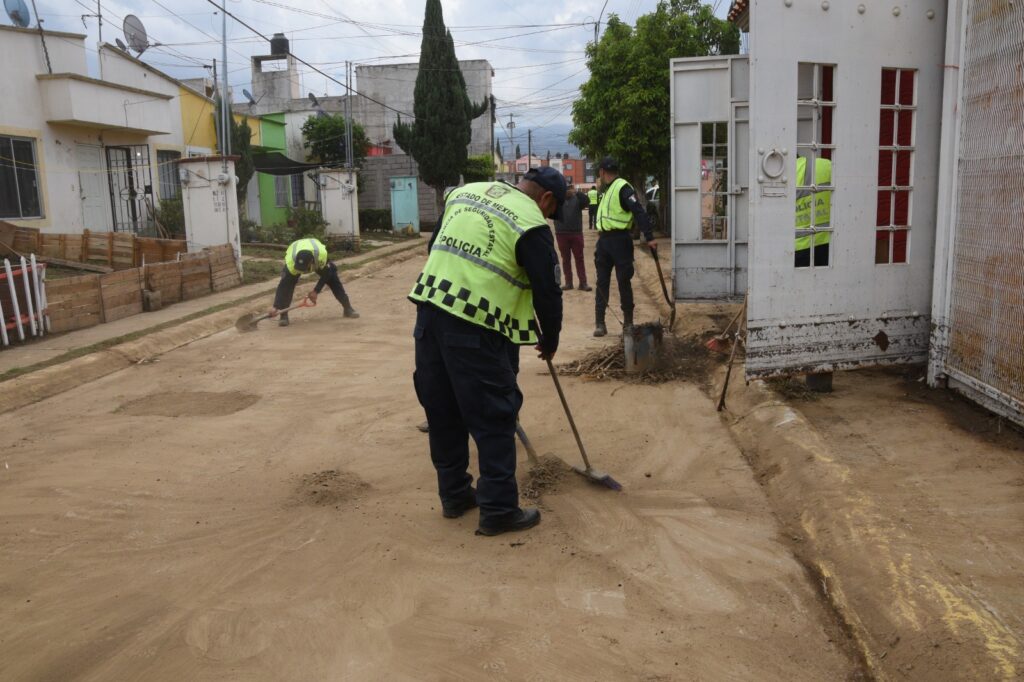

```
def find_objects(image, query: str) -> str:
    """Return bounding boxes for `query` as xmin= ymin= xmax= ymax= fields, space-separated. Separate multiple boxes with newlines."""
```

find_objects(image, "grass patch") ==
xmin=241 ymin=245 xmax=288 ymax=260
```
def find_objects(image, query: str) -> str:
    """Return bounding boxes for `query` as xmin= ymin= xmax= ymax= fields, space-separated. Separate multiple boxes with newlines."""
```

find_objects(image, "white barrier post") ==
xmin=30 ymin=254 xmax=45 ymax=337
xmin=3 ymin=259 xmax=24 ymax=341
xmin=20 ymin=256 xmax=37 ymax=337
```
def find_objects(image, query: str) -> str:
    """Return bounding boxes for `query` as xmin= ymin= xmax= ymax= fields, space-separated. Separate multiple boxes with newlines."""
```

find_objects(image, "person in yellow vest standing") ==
xmin=794 ymin=155 xmax=833 ymax=267
xmin=593 ymin=157 xmax=657 ymax=337
xmin=410 ymin=167 xmax=565 ymax=537
xmin=587 ymin=186 xmax=599 ymax=230
xmin=268 ymin=237 xmax=360 ymax=326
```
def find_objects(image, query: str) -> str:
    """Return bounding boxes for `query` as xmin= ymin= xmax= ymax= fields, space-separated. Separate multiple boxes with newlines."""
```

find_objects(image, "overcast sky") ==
xmin=36 ymin=0 xmax=730 ymax=154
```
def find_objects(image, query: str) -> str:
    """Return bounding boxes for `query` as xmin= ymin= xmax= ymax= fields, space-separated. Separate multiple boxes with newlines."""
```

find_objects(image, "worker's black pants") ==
xmin=273 ymin=263 xmax=348 ymax=310
xmin=594 ymin=230 xmax=635 ymax=319
xmin=413 ymin=304 xmax=523 ymax=522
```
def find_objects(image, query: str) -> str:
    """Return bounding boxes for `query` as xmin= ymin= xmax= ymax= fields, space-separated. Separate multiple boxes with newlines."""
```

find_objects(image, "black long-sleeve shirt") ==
xmin=427 ymin=213 xmax=563 ymax=355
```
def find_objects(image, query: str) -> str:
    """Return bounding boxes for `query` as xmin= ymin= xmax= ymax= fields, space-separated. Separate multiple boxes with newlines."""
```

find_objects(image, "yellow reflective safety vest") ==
xmin=285 ymin=238 xmax=328 ymax=275
xmin=795 ymin=157 xmax=832 ymax=252
xmin=587 ymin=188 xmax=598 ymax=206
xmin=409 ymin=182 xmax=545 ymax=344
xmin=596 ymin=177 xmax=633 ymax=231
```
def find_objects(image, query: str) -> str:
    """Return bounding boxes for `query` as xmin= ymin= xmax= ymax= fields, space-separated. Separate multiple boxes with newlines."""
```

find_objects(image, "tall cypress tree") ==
xmin=393 ymin=0 xmax=486 ymax=213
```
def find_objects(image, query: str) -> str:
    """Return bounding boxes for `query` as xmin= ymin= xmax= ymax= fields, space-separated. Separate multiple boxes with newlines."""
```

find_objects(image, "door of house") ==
xmin=105 ymin=145 xmax=154 ymax=234
xmin=670 ymin=56 xmax=749 ymax=299
xmin=76 ymin=144 xmax=112 ymax=231
xmin=390 ymin=176 xmax=419 ymax=233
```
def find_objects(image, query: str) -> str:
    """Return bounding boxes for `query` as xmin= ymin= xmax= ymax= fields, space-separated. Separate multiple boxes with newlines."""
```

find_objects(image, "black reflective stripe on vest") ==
xmin=447 ymin=197 xmax=525 ymax=235
xmin=431 ymin=243 xmax=530 ymax=290
xmin=413 ymin=273 xmax=538 ymax=343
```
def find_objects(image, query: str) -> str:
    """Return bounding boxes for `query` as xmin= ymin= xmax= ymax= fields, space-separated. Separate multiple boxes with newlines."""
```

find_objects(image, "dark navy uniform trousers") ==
xmin=413 ymin=303 xmax=523 ymax=522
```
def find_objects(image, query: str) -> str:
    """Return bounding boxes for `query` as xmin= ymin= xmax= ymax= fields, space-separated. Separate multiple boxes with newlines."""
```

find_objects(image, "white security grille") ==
xmin=945 ymin=0 xmax=1024 ymax=412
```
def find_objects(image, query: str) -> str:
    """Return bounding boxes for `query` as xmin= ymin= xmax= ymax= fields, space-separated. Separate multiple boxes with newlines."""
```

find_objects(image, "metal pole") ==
xmin=97 ymin=0 xmax=104 ymax=79
xmin=212 ymin=58 xmax=220 ymax=153
xmin=221 ymin=5 xmax=230 ymax=168
xmin=527 ymin=129 xmax=532 ymax=169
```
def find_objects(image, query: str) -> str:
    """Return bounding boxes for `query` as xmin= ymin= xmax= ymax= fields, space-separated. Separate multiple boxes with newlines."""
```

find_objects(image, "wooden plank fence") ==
xmin=6 ymin=226 xmax=186 ymax=270
xmin=11 ymin=244 xmax=241 ymax=338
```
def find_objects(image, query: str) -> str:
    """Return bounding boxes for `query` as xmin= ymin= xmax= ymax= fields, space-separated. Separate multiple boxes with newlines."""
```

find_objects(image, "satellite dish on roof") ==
xmin=4 ymin=0 xmax=31 ymax=28
xmin=242 ymin=88 xmax=257 ymax=106
xmin=115 ymin=38 xmax=128 ymax=52
xmin=123 ymin=14 xmax=149 ymax=55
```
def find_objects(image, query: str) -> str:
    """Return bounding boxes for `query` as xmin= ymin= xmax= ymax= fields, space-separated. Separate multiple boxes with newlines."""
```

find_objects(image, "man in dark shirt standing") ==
xmin=593 ymin=156 xmax=656 ymax=337
xmin=411 ymin=168 xmax=564 ymax=537
xmin=553 ymin=184 xmax=592 ymax=292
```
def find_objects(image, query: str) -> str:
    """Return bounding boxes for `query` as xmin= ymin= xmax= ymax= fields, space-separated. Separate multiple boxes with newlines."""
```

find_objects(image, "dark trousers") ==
xmin=594 ymin=231 xmax=635 ymax=319
xmin=555 ymin=233 xmax=587 ymax=287
xmin=588 ymin=209 xmax=596 ymax=230
xmin=413 ymin=304 xmax=523 ymax=521
xmin=273 ymin=263 xmax=349 ymax=310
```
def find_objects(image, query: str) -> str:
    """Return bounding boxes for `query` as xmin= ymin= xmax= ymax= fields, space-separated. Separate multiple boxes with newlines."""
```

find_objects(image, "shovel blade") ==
xmin=571 ymin=464 xmax=623 ymax=491
xmin=235 ymin=313 xmax=261 ymax=332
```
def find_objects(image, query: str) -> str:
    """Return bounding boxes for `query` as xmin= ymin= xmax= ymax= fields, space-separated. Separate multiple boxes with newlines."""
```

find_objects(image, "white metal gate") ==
xmin=743 ymin=2 xmax=947 ymax=377
xmin=929 ymin=0 xmax=1024 ymax=425
xmin=670 ymin=56 xmax=749 ymax=299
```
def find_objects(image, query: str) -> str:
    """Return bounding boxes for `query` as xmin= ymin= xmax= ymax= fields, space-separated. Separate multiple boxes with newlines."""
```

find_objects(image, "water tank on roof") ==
xmin=270 ymin=33 xmax=289 ymax=56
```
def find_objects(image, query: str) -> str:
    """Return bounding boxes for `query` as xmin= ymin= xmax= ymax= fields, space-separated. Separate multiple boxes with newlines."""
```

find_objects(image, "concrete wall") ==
xmin=359 ymin=155 xmax=441 ymax=227
xmin=354 ymin=60 xmax=493 ymax=156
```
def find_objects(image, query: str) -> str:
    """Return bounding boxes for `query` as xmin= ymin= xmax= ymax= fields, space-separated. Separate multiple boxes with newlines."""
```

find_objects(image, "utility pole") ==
xmin=221 ymin=4 xmax=230 ymax=169
xmin=527 ymin=129 xmax=532 ymax=171
xmin=506 ymin=113 xmax=516 ymax=179
xmin=97 ymin=1 xmax=104 ymax=79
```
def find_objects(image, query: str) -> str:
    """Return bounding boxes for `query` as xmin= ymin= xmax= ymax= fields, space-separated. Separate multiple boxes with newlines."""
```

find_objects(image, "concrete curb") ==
xmin=719 ymin=372 xmax=1022 ymax=681
xmin=0 ymin=241 xmax=424 ymax=415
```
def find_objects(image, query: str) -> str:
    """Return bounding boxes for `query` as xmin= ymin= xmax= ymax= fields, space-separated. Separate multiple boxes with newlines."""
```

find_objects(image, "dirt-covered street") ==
xmin=0 ymin=235 xmax=862 ymax=681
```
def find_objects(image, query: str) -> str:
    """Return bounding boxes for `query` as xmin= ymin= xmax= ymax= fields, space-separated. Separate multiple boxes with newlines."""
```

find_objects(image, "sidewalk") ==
xmin=0 ymin=238 xmax=423 ymax=377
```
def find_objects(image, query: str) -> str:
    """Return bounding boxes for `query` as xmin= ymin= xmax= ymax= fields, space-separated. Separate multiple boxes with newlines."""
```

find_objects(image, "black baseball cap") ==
xmin=293 ymin=250 xmax=315 ymax=272
xmin=598 ymin=156 xmax=619 ymax=172
xmin=524 ymin=167 xmax=567 ymax=220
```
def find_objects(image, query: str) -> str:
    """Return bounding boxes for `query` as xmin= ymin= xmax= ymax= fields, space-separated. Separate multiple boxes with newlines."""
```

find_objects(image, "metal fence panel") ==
xmin=944 ymin=0 xmax=1024 ymax=418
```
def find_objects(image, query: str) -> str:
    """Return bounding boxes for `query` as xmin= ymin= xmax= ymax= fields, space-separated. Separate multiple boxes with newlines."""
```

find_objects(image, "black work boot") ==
xmin=593 ymin=314 xmax=607 ymax=337
xmin=341 ymin=295 xmax=360 ymax=319
xmin=441 ymin=489 xmax=478 ymax=519
xmin=623 ymin=309 xmax=634 ymax=333
xmin=476 ymin=508 xmax=541 ymax=536
xmin=278 ymin=312 xmax=289 ymax=327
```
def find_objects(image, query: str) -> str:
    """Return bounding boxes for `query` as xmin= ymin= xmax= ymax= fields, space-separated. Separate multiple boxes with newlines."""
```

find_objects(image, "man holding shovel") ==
xmin=268 ymin=237 xmax=359 ymax=326
xmin=410 ymin=168 xmax=565 ymax=537
xmin=593 ymin=157 xmax=657 ymax=337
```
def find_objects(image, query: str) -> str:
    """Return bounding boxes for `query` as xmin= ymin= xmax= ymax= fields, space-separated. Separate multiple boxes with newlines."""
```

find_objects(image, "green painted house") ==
xmin=257 ymin=114 xmax=289 ymax=228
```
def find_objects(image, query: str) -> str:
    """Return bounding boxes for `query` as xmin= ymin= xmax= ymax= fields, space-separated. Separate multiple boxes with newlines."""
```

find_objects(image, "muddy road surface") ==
xmin=0 ymin=238 xmax=858 ymax=680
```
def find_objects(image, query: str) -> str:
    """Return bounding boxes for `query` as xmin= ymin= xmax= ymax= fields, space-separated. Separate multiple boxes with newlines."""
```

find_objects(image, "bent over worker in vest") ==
xmin=593 ymin=156 xmax=657 ymax=337
xmin=794 ymin=156 xmax=832 ymax=267
xmin=268 ymin=237 xmax=360 ymax=326
xmin=410 ymin=167 xmax=565 ymax=537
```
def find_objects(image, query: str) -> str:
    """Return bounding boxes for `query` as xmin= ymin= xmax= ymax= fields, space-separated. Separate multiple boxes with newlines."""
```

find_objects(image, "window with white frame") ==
xmin=157 ymin=150 xmax=182 ymax=201
xmin=700 ymin=122 xmax=728 ymax=240
xmin=875 ymin=68 xmax=915 ymax=264
xmin=795 ymin=63 xmax=835 ymax=268
xmin=0 ymin=135 xmax=42 ymax=219
xmin=274 ymin=175 xmax=289 ymax=207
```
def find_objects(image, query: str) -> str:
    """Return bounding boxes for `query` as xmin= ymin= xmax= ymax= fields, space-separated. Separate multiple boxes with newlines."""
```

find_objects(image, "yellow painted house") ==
xmin=178 ymin=84 xmax=261 ymax=153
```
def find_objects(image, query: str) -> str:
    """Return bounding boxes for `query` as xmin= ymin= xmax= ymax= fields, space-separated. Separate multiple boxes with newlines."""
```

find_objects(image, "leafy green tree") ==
xmin=463 ymin=154 xmax=495 ymax=183
xmin=569 ymin=0 xmax=739 ymax=226
xmin=515 ymin=144 xmax=521 ymax=159
xmin=495 ymin=139 xmax=503 ymax=162
xmin=301 ymin=114 xmax=370 ymax=168
xmin=393 ymin=0 xmax=488 ymax=213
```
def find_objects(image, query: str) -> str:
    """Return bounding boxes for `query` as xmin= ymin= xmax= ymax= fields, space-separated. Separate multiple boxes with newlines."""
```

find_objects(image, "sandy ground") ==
xmin=0 ymin=232 xmax=859 ymax=680
xmin=766 ymin=368 xmax=1024 ymax=679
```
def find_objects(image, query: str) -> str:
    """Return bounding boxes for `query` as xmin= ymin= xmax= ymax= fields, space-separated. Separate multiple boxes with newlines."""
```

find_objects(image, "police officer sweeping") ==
xmin=268 ymin=237 xmax=360 ymax=326
xmin=593 ymin=156 xmax=657 ymax=337
xmin=410 ymin=167 xmax=565 ymax=536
